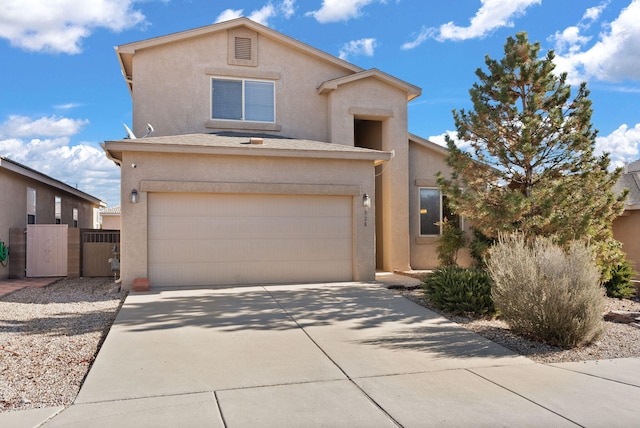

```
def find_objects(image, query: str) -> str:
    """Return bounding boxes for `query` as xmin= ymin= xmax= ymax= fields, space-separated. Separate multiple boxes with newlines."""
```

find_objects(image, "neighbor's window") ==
xmin=55 ymin=196 xmax=62 ymax=224
xmin=211 ymin=78 xmax=275 ymax=122
xmin=419 ymin=188 xmax=461 ymax=235
xmin=73 ymin=208 xmax=78 ymax=228
xmin=27 ymin=187 xmax=36 ymax=224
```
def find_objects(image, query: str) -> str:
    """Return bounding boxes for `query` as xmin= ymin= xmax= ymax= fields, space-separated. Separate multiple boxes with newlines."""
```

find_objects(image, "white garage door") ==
xmin=148 ymin=193 xmax=353 ymax=287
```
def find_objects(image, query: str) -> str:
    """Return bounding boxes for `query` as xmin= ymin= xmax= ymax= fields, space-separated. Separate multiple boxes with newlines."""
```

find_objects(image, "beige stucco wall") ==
xmin=327 ymin=79 xmax=412 ymax=271
xmin=408 ymin=141 xmax=472 ymax=269
xmin=613 ymin=209 xmax=640 ymax=277
xmin=101 ymin=215 xmax=121 ymax=230
xmin=131 ymin=30 xmax=352 ymax=142
xmin=0 ymin=168 xmax=98 ymax=278
xmin=117 ymin=150 xmax=377 ymax=290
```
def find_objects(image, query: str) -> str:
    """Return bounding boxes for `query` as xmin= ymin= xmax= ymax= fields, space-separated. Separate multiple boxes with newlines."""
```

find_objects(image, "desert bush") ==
xmin=423 ymin=266 xmax=495 ymax=316
xmin=436 ymin=219 xmax=467 ymax=266
xmin=603 ymin=259 xmax=636 ymax=299
xmin=487 ymin=234 xmax=605 ymax=348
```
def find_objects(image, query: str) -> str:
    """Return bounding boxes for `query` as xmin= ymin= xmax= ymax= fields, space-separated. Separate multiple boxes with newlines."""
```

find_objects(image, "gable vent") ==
xmin=235 ymin=37 xmax=252 ymax=61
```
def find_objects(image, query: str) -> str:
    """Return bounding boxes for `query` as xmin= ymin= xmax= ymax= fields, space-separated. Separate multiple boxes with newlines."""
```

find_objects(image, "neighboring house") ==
xmin=0 ymin=155 xmax=105 ymax=279
xmin=102 ymin=18 xmax=463 ymax=290
xmin=613 ymin=159 xmax=640 ymax=276
xmin=100 ymin=206 xmax=121 ymax=230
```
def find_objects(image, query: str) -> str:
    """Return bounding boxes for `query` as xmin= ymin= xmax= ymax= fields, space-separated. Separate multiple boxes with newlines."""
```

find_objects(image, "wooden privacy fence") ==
xmin=82 ymin=229 xmax=120 ymax=277
xmin=8 ymin=227 xmax=119 ymax=278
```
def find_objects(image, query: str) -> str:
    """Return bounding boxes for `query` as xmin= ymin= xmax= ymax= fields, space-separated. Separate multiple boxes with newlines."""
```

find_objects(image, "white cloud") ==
xmin=583 ymin=1 xmax=610 ymax=22
xmin=280 ymin=0 xmax=296 ymax=18
xmin=339 ymin=38 xmax=377 ymax=60
xmin=0 ymin=0 xmax=146 ymax=54
xmin=429 ymin=130 xmax=472 ymax=151
xmin=402 ymin=0 xmax=540 ymax=48
xmin=553 ymin=0 xmax=640 ymax=84
xmin=215 ymin=9 xmax=244 ymax=23
xmin=248 ymin=4 xmax=277 ymax=26
xmin=595 ymin=123 xmax=640 ymax=168
xmin=307 ymin=0 xmax=377 ymax=23
xmin=0 ymin=115 xmax=120 ymax=206
xmin=215 ymin=1 xmax=295 ymax=26
xmin=0 ymin=115 xmax=88 ymax=138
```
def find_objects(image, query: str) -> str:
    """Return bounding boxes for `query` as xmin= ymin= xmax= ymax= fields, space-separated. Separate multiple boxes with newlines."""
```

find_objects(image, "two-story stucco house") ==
xmin=102 ymin=18 xmax=468 ymax=290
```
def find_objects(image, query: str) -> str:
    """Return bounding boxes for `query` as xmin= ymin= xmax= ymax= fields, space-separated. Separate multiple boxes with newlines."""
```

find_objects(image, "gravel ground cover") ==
xmin=0 ymin=277 xmax=126 ymax=413
xmin=395 ymin=286 xmax=640 ymax=363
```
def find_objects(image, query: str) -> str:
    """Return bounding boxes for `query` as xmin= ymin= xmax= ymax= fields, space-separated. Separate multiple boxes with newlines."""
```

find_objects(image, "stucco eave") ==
xmin=102 ymin=139 xmax=392 ymax=164
xmin=318 ymin=68 xmax=422 ymax=101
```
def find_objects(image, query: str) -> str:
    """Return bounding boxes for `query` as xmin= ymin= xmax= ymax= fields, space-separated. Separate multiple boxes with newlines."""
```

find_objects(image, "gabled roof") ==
xmin=408 ymin=133 xmax=449 ymax=156
xmin=102 ymin=133 xmax=393 ymax=166
xmin=616 ymin=159 xmax=640 ymax=210
xmin=101 ymin=205 xmax=121 ymax=215
xmin=0 ymin=156 xmax=105 ymax=207
xmin=318 ymin=69 xmax=421 ymax=102
xmin=116 ymin=17 xmax=363 ymax=94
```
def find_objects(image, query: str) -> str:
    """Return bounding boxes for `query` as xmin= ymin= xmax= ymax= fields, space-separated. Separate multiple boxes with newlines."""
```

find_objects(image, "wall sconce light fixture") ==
xmin=363 ymin=193 xmax=371 ymax=210
xmin=130 ymin=189 xmax=139 ymax=204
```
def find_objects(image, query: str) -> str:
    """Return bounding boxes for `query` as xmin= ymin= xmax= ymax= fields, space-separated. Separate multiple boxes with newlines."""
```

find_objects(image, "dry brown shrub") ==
xmin=487 ymin=234 xmax=605 ymax=348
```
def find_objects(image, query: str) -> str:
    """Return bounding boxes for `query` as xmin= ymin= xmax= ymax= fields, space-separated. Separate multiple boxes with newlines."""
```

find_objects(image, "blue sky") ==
xmin=1 ymin=0 xmax=639 ymax=208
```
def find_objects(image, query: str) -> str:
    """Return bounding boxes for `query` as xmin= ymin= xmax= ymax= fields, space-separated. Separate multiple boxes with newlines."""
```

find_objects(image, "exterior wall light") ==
xmin=363 ymin=193 xmax=371 ymax=210
xmin=362 ymin=193 xmax=371 ymax=227
xmin=130 ymin=189 xmax=139 ymax=204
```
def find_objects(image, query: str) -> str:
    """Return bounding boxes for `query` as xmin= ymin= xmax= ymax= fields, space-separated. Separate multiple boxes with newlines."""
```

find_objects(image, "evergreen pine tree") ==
xmin=438 ymin=32 xmax=627 ymax=275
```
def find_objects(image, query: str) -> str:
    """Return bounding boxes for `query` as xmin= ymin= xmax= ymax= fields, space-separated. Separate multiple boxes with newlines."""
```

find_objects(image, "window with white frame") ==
xmin=419 ymin=188 xmax=461 ymax=235
xmin=27 ymin=187 xmax=36 ymax=224
xmin=211 ymin=78 xmax=275 ymax=122
xmin=55 ymin=196 xmax=62 ymax=224
xmin=73 ymin=208 xmax=78 ymax=228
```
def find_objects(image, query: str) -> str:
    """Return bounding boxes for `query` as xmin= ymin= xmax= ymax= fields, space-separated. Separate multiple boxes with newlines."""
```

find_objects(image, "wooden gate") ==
xmin=26 ymin=225 xmax=68 ymax=277
xmin=82 ymin=229 xmax=120 ymax=277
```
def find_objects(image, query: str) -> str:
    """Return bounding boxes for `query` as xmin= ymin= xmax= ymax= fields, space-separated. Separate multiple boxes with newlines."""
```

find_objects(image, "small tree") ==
xmin=436 ymin=219 xmax=467 ymax=266
xmin=437 ymin=32 xmax=626 ymax=274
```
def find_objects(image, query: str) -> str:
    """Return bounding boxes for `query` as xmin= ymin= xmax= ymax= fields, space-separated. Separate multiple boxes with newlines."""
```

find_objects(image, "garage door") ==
xmin=148 ymin=193 xmax=353 ymax=287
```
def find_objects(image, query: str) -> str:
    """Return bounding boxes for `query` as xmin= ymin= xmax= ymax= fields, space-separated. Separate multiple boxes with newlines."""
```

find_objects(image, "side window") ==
xmin=73 ymin=208 xmax=78 ymax=228
xmin=211 ymin=78 xmax=275 ymax=122
xmin=27 ymin=187 xmax=36 ymax=224
xmin=419 ymin=188 xmax=461 ymax=235
xmin=55 ymin=196 xmax=62 ymax=224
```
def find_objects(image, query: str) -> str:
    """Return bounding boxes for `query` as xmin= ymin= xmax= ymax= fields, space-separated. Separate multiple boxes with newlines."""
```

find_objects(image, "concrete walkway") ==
xmin=0 ymin=277 xmax=62 ymax=298
xmin=2 ymin=275 xmax=640 ymax=427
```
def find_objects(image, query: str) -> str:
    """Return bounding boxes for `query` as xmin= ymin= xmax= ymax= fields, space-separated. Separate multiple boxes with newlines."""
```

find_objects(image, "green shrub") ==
xmin=603 ymin=259 xmax=636 ymax=298
xmin=487 ymin=234 xmax=605 ymax=348
xmin=423 ymin=266 xmax=495 ymax=316
xmin=436 ymin=220 xmax=467 ymax=266
xmin=469 ymin=228 xmax=495 ymax=269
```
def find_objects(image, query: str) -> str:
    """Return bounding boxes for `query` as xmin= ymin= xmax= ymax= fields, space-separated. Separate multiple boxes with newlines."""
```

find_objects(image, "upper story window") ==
xmin=27 ymin=187 xmax=36 ymax=224
xmin=211 ymin=78 xmax=275 ymax=123
xmin=55 ymin=196 xmax=62 ymax=224
xmin=73 ymin=208 xmax=78 ymax=228
xmin=419 ymin=188 xmax=461 ymax=236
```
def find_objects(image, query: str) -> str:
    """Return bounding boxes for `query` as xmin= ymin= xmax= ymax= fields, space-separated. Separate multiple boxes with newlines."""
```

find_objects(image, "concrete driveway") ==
xmin=22 ymin=279 xmax=640 ymax=427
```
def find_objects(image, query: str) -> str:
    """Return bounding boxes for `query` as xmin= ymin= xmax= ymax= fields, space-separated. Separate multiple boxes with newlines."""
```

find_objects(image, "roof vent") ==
xmin=249 ymin=137 xmax=263 ymax=145
xmin=235 ymin=37 xmax=252 ymax=60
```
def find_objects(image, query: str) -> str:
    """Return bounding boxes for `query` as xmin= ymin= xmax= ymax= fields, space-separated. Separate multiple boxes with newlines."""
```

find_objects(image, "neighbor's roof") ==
xmin=0 ymin=156 xmax=105 ymax=207
xmin=101 ymin=205 xmax=121 ymax=215
xmin=614 ymin=159 xmax=640 ymax=210
xmin=115 ymin=17 xmax=420 ymax=101
xmin=102 ymin=133 xmax=393 ymax=166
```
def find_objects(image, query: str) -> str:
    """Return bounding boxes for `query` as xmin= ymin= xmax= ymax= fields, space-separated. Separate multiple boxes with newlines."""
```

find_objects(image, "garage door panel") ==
xmin=149 ymin=216 xmax=351 ymax=241
xmin=148 ymin=193 xmax=354 ymax=286
xmin=150 ymin=260 xmax=353 ymax=287
xmin=149 ymin=237 xmax=353 ymax=264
